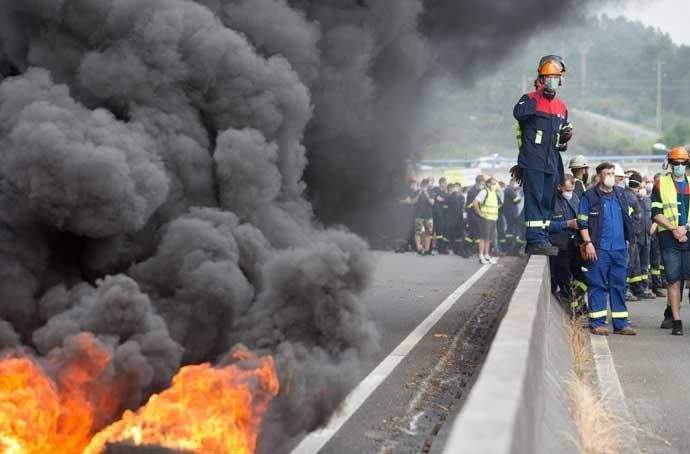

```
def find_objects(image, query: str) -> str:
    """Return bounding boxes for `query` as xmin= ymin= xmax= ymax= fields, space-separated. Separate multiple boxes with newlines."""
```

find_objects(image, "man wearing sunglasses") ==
xmin=651 ymin=146 xmax=690 ymax=336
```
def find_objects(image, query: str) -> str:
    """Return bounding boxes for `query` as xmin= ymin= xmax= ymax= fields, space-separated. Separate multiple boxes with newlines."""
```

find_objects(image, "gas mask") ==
xmin=561 ymin=191 xmax=574 ymax=201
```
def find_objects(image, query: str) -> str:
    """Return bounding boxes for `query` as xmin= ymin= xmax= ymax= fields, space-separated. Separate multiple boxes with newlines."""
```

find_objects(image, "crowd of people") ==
xmin=397 ymin=147 xmax=690 ymax=337
xmin=396 ymin=54 xmax=690 ymax=337
xmin=397 ymin=173 xmax=525 ymax=264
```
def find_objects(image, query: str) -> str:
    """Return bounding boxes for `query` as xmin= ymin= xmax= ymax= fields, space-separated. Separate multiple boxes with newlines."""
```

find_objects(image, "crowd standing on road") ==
xmin=396 ymin=174 xmax=526 ymax=264
xmin=396 ymin=54 xmax=690 ymax=339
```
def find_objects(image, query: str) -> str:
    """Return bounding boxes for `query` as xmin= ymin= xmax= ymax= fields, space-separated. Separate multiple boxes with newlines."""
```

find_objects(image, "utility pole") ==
xmin=656 ymin=58 xmax=663 ymax=134
xmin=580 ymin=43 xmax=593 ymax=98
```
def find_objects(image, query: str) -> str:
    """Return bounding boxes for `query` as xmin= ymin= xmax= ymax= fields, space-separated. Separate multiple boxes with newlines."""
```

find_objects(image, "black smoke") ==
xmin=0 ymin=0 xmax=612 ymax=452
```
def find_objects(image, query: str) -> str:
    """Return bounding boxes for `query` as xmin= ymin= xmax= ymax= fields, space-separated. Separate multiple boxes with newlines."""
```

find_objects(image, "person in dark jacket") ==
xmin=626 ymin=172 xmax=655 ymax=299
xmin=512 ymin=57 xmax=572 ymax=256
xmin=431 ymin=178 xmax=450 ymax=254
xmin=578 ymin=162 xmax=637 ymax=336
xmin=568 ymin=155 xmax=589 ymax=198
xmin=464 ymin=175 xmax=486 ymax=256
xmin=548 ymin=175 xmax=581 ymax=309
xmin=446 ymin=183 xmax=465 ymax=255
xmin=612 ymin=164 xmax=643 ymax=302
xmin=502 ymin=178 xmax=524 ymax=256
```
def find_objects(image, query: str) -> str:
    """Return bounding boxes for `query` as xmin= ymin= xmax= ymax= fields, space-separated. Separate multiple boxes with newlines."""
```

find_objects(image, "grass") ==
xmin=566 ymin=316 xmax=621 ymax=454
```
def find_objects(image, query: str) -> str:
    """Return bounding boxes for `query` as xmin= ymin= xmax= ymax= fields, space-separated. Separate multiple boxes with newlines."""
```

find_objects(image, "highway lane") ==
xmin=291 ymin=252 xmax=526 ymax=454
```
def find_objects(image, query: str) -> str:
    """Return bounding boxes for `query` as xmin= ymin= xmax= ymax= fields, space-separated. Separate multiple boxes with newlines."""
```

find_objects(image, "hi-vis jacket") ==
xmin=513 ymin=90 xmax=569 ymax=181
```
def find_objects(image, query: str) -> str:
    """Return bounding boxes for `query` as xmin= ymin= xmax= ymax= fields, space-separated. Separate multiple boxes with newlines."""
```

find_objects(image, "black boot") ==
xmin=672 ymin=320 xmax=684 ymax=336
xmin=525 ymin=243 xmax=559 ymax=256
xmin=661 ymin=306 xmax=674 ymax=329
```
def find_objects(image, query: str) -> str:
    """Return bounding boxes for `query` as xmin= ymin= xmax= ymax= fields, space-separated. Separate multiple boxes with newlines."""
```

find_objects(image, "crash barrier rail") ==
xmin=442 ymin=256 xmax=578 ymax=454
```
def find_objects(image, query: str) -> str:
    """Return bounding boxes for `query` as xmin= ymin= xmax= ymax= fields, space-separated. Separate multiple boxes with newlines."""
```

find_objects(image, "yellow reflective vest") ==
xmin=654 ymin=175 xmax=687 ymax=232
xmin=480 ymin=189 xmax=499 ymax=221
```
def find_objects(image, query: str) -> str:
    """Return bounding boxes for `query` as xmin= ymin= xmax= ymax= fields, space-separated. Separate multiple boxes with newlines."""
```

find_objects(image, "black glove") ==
xmin=558 ymin=124 xmax=573 ymax=144
xmin=510 ymin=165 xmax=523 ymax=186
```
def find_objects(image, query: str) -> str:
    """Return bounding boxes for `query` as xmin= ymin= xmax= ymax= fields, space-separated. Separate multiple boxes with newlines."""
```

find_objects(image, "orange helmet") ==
xmin=538 ymin=60 xmax=562 ymax=77
xmin=668 ymin=146 xmax=690 ymax=161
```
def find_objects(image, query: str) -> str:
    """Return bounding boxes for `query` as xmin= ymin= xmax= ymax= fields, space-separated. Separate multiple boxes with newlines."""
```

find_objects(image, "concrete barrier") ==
xmin=441 ymin=256 xmax=578 ymax=454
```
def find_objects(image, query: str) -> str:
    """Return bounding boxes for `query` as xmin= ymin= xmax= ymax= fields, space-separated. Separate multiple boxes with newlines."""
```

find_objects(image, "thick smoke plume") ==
xmin=0 ymin=0 xmax=609 ymax=451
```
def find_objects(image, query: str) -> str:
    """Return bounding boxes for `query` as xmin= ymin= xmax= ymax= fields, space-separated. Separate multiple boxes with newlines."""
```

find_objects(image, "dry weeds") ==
xmin=567 ymin=316 xmax=621 ymax=454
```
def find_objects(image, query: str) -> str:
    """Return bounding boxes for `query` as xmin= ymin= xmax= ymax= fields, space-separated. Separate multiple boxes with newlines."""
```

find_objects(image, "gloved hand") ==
xmin=558 ymin=123 xmax=573 ymax=144
xmin=510 ymin=165 xmax=523 ymax=186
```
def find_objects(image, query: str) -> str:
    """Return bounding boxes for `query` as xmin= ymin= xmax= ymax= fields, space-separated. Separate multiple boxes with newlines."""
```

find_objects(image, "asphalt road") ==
xmin=291 ymin=251 xmax=525 ymax=454
xmin=607 ymin=297 xmax=690 ymax=454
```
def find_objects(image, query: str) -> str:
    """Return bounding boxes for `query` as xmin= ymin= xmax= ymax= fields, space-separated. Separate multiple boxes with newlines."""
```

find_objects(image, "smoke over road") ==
xmin=0 ymin=0 xmax=608 ymax=451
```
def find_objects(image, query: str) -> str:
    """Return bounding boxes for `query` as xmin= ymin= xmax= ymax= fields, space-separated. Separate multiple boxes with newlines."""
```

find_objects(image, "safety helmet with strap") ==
xmin=538 ymin=55 xmax=566 ymax=73
xmin=538 ymin=60 xmax=562 ymax=77
xmin=668 ymin=146 xmax=689 ymax=161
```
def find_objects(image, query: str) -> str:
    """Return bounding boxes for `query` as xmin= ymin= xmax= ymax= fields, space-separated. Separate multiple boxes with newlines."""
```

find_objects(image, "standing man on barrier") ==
xmin=512 ymin=55 xmax=573 ymax=256
xmin=652 ymin=147 xmax=690 ymax=336
xmin=578 ymin=162 xmax=637 ymax=336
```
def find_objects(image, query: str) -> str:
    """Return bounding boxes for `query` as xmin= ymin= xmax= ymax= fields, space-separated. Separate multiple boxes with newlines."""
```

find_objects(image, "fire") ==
xmin=0 ymin=334 xmax=114 ymax=454
xmin=85 ymin=348 xmax=279 ymax=454
xmin=0 ymin=335 xmax=278 ymax=454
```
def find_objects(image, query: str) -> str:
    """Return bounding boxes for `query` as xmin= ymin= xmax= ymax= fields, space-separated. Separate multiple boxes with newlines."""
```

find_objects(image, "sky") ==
xmin=599 ymin=0 xmax=690 ymax=45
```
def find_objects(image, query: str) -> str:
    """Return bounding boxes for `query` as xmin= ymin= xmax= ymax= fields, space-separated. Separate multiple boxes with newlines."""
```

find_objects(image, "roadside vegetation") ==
xmin=567 ymin=317 xmax=621 ymax=454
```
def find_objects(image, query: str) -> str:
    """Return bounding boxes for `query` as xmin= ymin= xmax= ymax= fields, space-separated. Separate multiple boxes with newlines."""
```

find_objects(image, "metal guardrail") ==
xmin=414 ymin=154 xmax=666 ymax=169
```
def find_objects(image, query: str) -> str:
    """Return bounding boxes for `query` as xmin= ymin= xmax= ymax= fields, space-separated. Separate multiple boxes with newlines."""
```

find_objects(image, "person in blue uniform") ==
xmin=578 ymin=163 xmax=637 ymax=336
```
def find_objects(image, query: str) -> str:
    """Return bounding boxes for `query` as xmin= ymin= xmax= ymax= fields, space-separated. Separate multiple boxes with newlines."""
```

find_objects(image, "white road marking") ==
xmin=590 ymin=334 xmax=641 ymax=454
xmin=290 ymin=264 xmax=493 ymax=454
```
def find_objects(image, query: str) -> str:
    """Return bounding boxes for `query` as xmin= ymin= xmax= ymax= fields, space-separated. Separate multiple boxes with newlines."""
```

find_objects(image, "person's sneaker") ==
xmin=614 ymin=326 xmax=637 ymax=336
xmin=653 ymin=288 xmax=667 ymax=297
xmin=590 ymin=326 xmax=610 ymax=336
xmin=417 ymin=249 xmax=424 ymax=256
xmin=672 ymin=320 xmax=684 ymax=335
xmin=479 ymin=256 xmax=490 ymax=265
xmin=626 ymin=292 xmax=640 ymax=302
xmin=525 ymin=243 xmax=559 ymax=256
xmin=639 ymin=291 xmax=656 ymax=300
xmin=487 ymin=256 xmax=498 ymax=265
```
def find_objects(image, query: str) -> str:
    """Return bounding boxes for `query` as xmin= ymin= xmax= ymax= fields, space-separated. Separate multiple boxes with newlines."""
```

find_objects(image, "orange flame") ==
xmin=0 ymin=335 xmax=278 ymax=454
xmin=0 ymin=333 xmax=116 ymax=454
xmin=85 ymin=348 xmax=279 ymax=454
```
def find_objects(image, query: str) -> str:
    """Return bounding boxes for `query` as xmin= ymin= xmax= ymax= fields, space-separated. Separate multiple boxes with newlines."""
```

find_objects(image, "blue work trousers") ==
xmin=523 ymin=169 xmax=558 ymax=246
xmin=585 ymin=248 xmax=629 ymax=330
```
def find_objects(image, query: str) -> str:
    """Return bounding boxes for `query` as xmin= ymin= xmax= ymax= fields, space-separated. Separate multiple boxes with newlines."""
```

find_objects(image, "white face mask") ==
xmin=561 ymin=191 xmax=574 ymax=201
xmin=645 ymin=183 xmax=654 ymax=193
xmin=616 ymin=180 xmax=626 ymax=189
xmin=638 ymin=188 xmax=648 ymax=197
xmin=604 ymin=175 xmax=615 ymax=188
